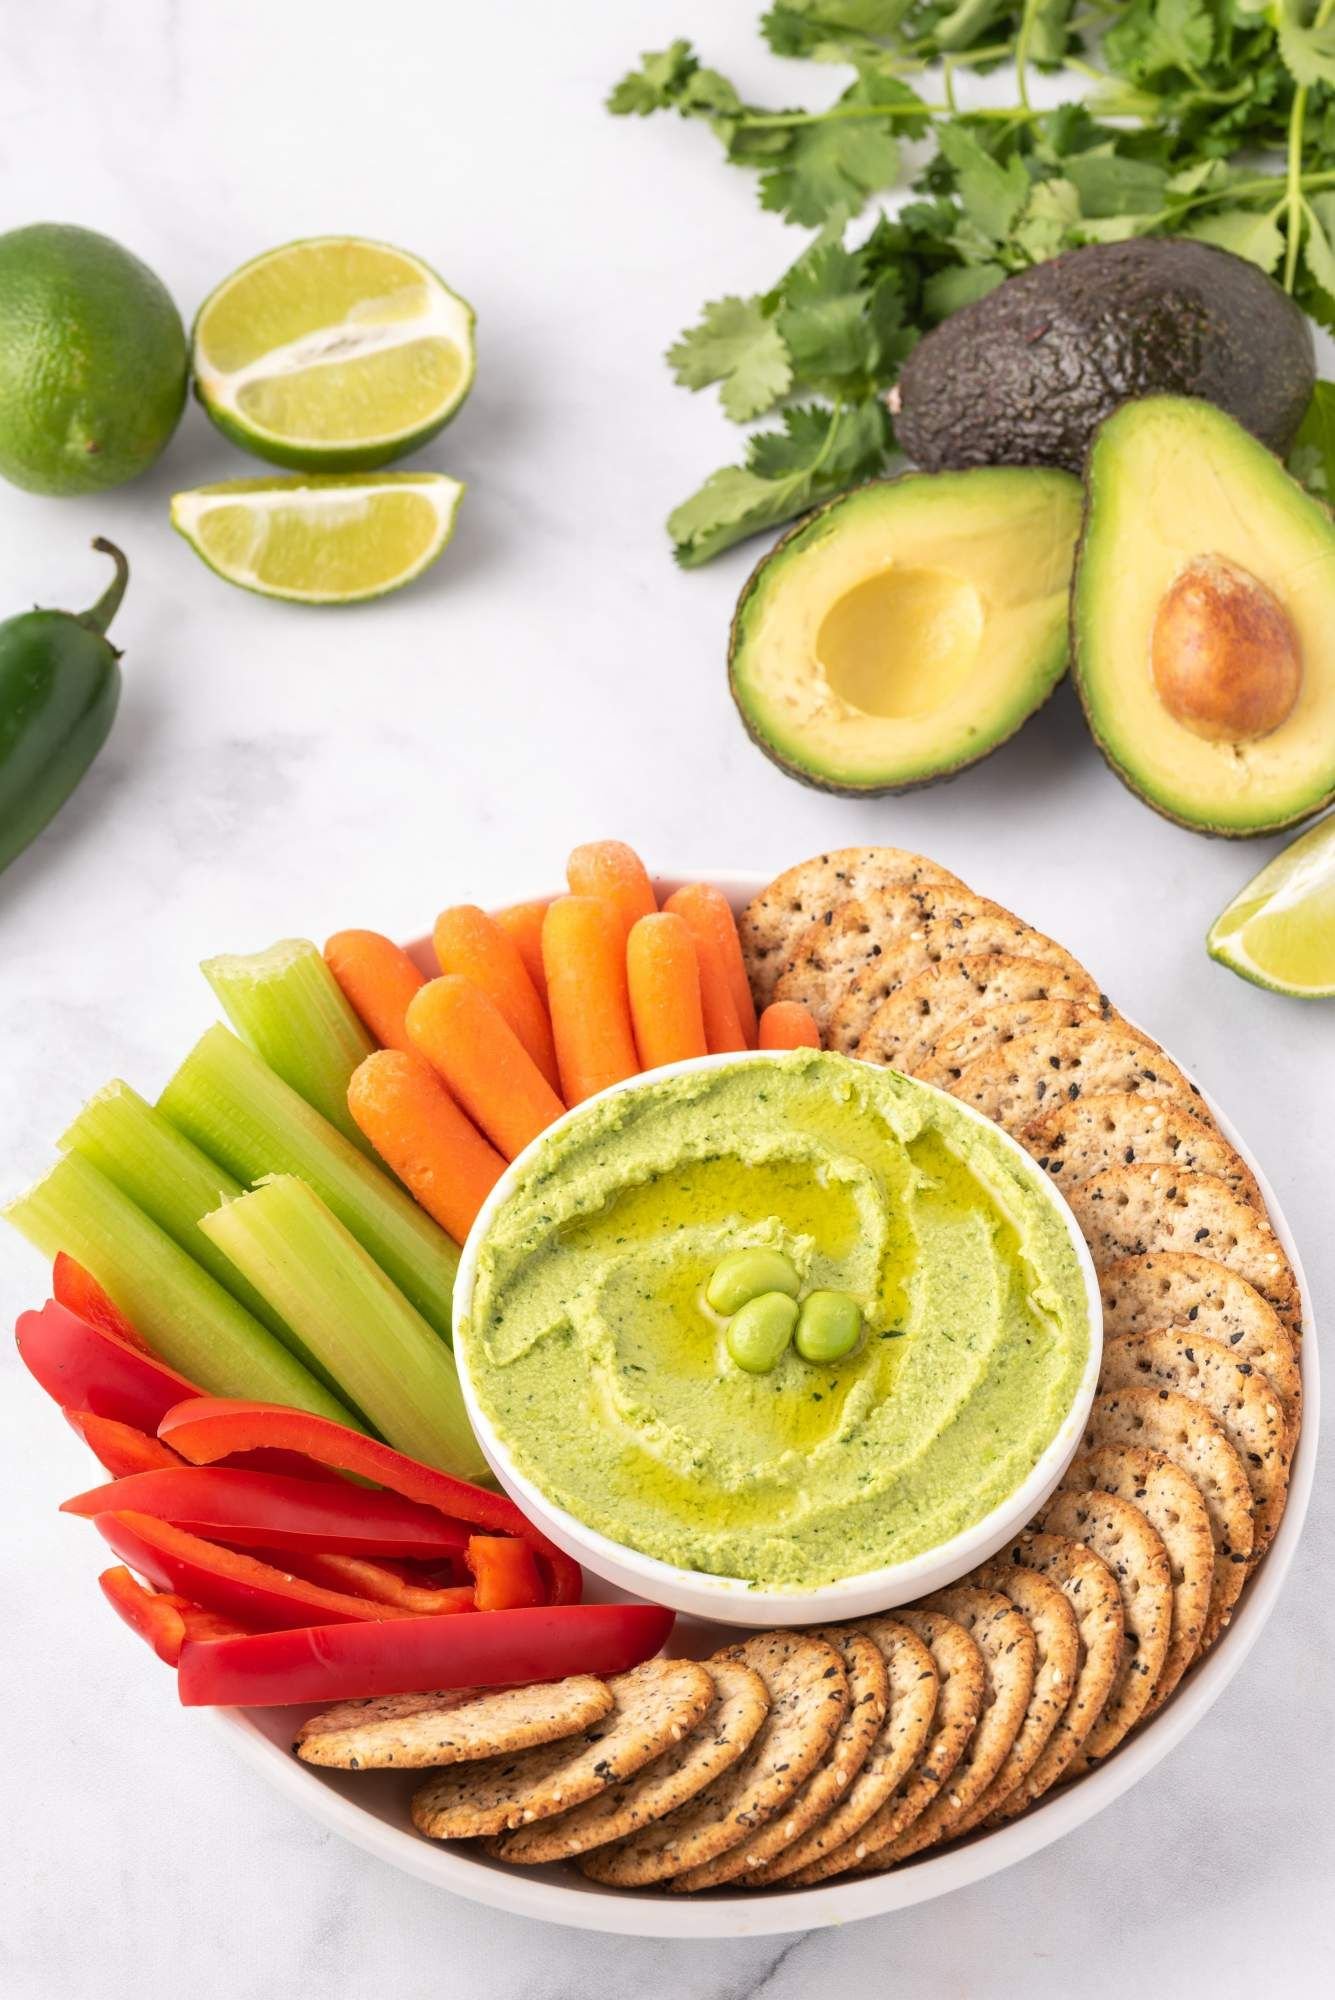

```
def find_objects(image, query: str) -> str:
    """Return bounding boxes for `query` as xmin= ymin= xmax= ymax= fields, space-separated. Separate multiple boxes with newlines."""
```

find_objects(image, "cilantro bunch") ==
xmin=610 ymin=1 xmax=1335 ymax=565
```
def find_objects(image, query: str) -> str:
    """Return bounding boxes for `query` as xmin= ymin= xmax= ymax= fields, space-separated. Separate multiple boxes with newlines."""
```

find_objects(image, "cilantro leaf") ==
xmin=607 ymin=41 xmax=698 ymax=116
xmin=1286 ymin=381 xmax=1335 ymax=497
xmin=667 ymin=297 xmax=794 ymax=422
xmin=761 ymin=1 xmax=917 ymax=60
xmin=935 ymin=124 xmax=1030 ymax=243
xmin=760 ymin=119 xmax=902 ymax=225
xmin=1276 ymin=0 xmax=1335 ymax=88
xmin=668 ymin=400 xmax=890 ymax=566
xmin=923 ymin=262 xmax=1007 ymax=317
xmin=1185 ymin=207 xmax=1287 ymax=272
xmin=1062 ymin=151 xmax=1169 ymax=218
xmin=1104 ymin=0 xmax=1215 ymax=80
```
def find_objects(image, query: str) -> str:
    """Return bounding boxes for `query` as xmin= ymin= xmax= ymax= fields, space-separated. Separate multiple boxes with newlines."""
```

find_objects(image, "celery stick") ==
xmin=56 ymin=1078 xmax=352 ymax=1406
xmin=4 ymin=1152 xmax=357 ymax=1424
xmin=159 ymin=1025 xmax=459 ymax=1339
xmin=202 ymin=1176 xmax=484 ymax=1477
xmin=202 ymin=938 xmax=374 ymax=1148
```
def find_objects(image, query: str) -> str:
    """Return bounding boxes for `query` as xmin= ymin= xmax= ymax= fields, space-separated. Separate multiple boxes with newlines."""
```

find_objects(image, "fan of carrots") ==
xmin=325 ymin=843 xmax=820 ymax=1248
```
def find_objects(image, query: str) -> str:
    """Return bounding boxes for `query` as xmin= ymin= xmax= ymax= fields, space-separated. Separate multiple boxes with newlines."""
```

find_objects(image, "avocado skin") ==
xmin=727 ymin=475 xmax=1068 ymax=798
xmin=895 ymin=238 xmax=1316 ymax=476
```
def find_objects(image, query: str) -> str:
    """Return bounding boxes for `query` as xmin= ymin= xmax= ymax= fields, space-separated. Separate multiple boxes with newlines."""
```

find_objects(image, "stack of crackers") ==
xmin=291 ymin=848 xmax=1302 ymax=1894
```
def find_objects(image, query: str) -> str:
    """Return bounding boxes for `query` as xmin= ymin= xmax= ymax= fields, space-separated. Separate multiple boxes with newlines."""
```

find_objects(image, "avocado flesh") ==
xmin=895 ymin=238 xmax=1315 ymax=476
xmin=729 ymin=467 xmax=1083 ymax=794
xmin=1073 ymin=397 xmax=1335 ymax=836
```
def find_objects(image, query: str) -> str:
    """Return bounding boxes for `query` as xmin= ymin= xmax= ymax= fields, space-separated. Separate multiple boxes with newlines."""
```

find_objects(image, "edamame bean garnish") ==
xmin=725 ymin=1291 xmax=799 ymax=1374
xmin=795 ymin=1289 xmax=863 ymax=1363
xmin=705 ymin=1247 xmax=800 ymax=1317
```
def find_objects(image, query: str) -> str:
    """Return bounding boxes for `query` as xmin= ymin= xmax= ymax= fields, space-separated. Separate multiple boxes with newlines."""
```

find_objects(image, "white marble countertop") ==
xmin=2 ymin=4 xmax=1331 ymax=1995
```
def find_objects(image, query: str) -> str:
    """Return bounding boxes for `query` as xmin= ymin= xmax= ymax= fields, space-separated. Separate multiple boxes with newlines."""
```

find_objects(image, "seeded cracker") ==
xmin=917 ymin=996 xmax=1112 ymax=1087
xmin=856 ymin=953 xmax=1106 ymax=1074
xmin=946 ymin=1011 xmax=1213 ymax=1135
xmin=1067 ymin=1166 xmax=1300 ymax=1335
xmin=1099 ymin=1250 xmax=1301 ymax=1443
xmin=981 ymin=1530 xmax=1124 ymax=1820
xmin=739 ymin=848 xmax=962 ymax=1009
xmin=1023 ymin=1094 xmax=1264 ymax=1212
xmin=868 ymin=1586 xmax=1035 ymax=1865
xmin=410 ymin=1660 xmax=713 ymax=1840
xmin=783 ymin=1608 xmax=983 ymax=1885
xmin=488 ymin=1660 xmax=769 ymax=1865
xmin=746 ymin=1615 xmax=937 ymax=1887
xmin=1084 ymin=1387 xmax=1254 ymax=1652
xmin=955 ymin=1564 xmax=1080 ymax=1829
xmin=1099 ymin=1330 xmax=1290 ymax=1553
xmin=578 ymin=1632 xmax=847 ymax=1887
xmin=667 ymin=1627 xmax=887 ymax=1891
xmin=294 ymin=1677 xmax=614 ymax=1770
xmin=1036 ymin=1488 xmax=1173 ymax=1767
xmin=1061 ymin=1442 xmax=1213 ymax=1710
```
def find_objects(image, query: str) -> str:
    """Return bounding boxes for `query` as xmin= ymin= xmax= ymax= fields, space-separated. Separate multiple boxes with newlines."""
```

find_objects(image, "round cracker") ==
xmin=739 ymin=848 xmax=962 ymax=1008
xmin=488 ymin=1659 xmax=768 ymax=1865
xmin=982 ymin=1529 xmax=1124 ymax=1820
xmin=1099 ymin=1330 xmax=1290 ymax=1554
xmin=870 ymin=1587 xmax=1035 ymax=1865
xmin=916 ymin=997 xmax=1112 ymax=1088
xmin=667 ymin=1628 xmax=887 ymax=1891
xmin=1067 ymin=1166 xmax=1300 ymax=1337
xmin=777 ymin=884 xmax=1080 ymax=1053
xmin=293 ymin=1676 xmax=613 ymax=1771
xmin=1099 ymin=1251 xmax=1301 ymax=1446
xmin=946 ymin=1014 xmax=1211 ymax=1136
xmin=410 ymin=1659 xmax=713 ymax=1841
xmin=1084 ymin=1386 xmax=1254 ymax=1652
xmin=1062 ymin=1443 xmax=1213 ymax=1711
xmin=578 ymin=1632 xmax=848 ymax=1887
xmin=1037 ymin=1488 xmax=1173 ymax=1768
xmin=1023 ymin=1094 xmax=1264 ymax=1213
xmin=855 ymin=953 xmax=1105 ymax=1073
xmin=746 ymin=1615 xmax=937 ymax=1887
xmin=784 ymin=1608 xmax=984 ymax=1886
xmin=958 ymin=1563 xmax=1080 ymax=1830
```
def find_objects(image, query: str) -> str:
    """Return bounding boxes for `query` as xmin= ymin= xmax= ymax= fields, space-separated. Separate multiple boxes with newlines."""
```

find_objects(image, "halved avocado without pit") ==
xmin=728 ymin=467 xmax=1083 ymax=795
xmin=1073 ymin=397 xmax=1335 ymax=837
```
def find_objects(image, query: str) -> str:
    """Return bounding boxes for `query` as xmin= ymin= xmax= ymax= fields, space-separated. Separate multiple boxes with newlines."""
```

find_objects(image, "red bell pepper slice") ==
xmin=64 ymin=1466 xmax=471 ymax=1557
xmin=158 ymin=1399 xmax=583 ymax=1604
xmin=99 ymin=1565 xmax=249 ymax=1665
xmin=95 ymin=1511 xmax=417 ymax=1631
xmin=65 ymin=1410 xmax=185 ymax=1476
xmin=466 ymin=1534 xmax=545 ymax=1612
xmin=53 ymin=1253 xmax=148 ymax=1351
xmin=177 ymin=1601 xmax=674 ymax=1707
xmin=279 ymin=1551 xmax=475 ymax=1614
xmin=17 ymin=1301 xmax=199 ymax=1432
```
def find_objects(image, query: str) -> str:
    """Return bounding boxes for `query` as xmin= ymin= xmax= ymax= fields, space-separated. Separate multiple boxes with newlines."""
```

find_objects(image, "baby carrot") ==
xmin=567 ymin=841 xmax=657 ymax=937
xmin=433 ymin=904 xmax=560 ymax=1094
xmin=347 ymin=1049 xmax=505 ymax=1246
xmin=494 ymin=899 xmax=550 ymax=1004
xmin=542 ymin=896 xmax=641 ymax=1105
xmin=662 ymin=888 xmax=747 ymax=1055
xmin=627 ymin=913 xmax=708 ymax=1072
xmin=758 ymin=1000 xmax=821 ymax=1051
xmin=663 ymin=883 xmax=757 ymax=1045
xmin=407 ymin=977 xmax=566 ymax=1162
xmin=325 ymin=930 xmax=426 ymax=1055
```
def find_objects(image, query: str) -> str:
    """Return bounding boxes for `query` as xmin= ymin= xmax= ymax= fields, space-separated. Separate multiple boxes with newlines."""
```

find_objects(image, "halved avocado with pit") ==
xmin=1073 ymin=397 xmax=1335 ymax=837
xmin=728 ymin=467 xmax=1083 ymax=795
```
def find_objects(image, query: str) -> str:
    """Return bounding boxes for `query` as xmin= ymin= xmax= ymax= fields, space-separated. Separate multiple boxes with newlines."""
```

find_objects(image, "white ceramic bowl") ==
xmin=211 ymin=871 xmax=1319 ymax=1937
xmin=451 ymin=1046 xmax=1103 ymax=1625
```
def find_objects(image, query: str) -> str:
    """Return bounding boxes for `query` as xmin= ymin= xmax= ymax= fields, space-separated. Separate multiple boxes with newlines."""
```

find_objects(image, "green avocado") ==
xmin=1072 ymin=397 xmax=1335 ymax=837
xmin=728 ymin=466 xmax=1083 ymax=795
xmin=893 ymin=239 xmax=1315 ymax=476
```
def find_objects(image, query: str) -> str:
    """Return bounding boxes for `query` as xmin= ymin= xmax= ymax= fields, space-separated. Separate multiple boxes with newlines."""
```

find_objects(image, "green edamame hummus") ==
xmin=461 ymin=1050 xmax=1090 ymax=1591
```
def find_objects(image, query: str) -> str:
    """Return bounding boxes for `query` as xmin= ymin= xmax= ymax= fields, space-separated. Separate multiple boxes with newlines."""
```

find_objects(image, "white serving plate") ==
xmin=212 ymin=872 xmax=1319 ymax=1939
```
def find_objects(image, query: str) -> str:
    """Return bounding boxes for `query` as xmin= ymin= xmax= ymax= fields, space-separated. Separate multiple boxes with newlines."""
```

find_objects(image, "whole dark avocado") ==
xmin=892 ymin=238 xmax=1316 ymax=475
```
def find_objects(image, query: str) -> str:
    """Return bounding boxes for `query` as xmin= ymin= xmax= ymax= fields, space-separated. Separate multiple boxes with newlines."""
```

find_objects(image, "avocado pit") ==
xmin=815 ymin=564 xmax=984 ymax=719
xmin=1149 ymin=553 xmax=1302 ymax=744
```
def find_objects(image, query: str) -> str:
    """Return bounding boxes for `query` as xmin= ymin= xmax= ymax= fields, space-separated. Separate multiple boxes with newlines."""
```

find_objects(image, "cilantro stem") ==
xmin=1281 ymin=0 xmax=1335 ymax=293
xmin=1014 ymin=0 xmax=1041 ymax=114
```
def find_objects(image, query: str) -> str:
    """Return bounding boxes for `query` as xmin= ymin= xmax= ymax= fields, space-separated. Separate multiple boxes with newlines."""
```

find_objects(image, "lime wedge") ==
xmin=192 ymin=238 xmax=475 ymax=470
xmin=1207 ymin=814 xmax=1335 ymax=998
xmin=171 ymin=473 xmax=464 ymax=604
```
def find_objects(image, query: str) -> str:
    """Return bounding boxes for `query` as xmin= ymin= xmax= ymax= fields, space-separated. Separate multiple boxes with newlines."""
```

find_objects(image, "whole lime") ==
xmin=0 ymin=223 xmax=188 ymax=495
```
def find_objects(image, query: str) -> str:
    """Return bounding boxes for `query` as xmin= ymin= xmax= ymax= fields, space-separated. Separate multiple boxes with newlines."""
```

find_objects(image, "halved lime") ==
xmin=1207 ymin=813 xmax=1335 ymax=998
xmin=192 ymin=238 xmax=475 ymax=471
xmin=170 ymin=473 xmax=464 ymax=604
